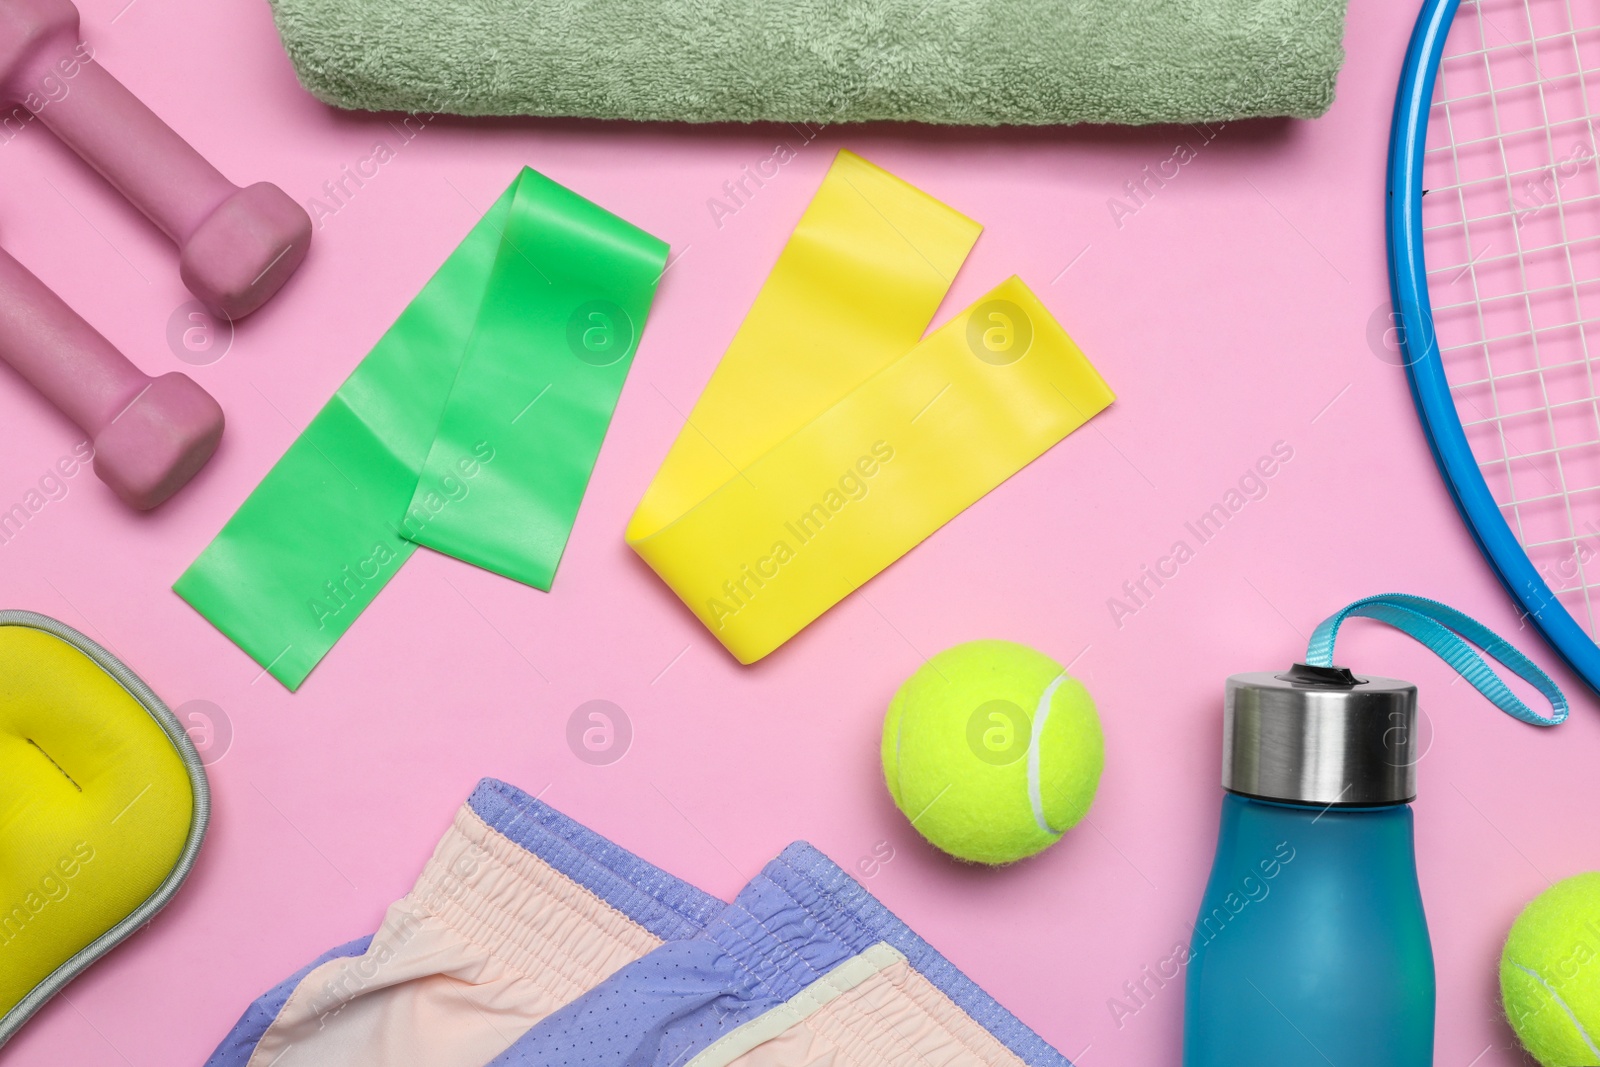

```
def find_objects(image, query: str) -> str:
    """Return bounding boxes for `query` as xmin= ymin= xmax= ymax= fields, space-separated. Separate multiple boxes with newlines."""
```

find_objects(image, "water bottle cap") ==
xmin=1223 ymin=666 xmax=1419 ymax=806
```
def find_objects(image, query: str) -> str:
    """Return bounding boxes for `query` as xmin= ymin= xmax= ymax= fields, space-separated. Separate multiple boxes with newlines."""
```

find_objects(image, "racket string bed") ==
xmin=1422 ymin=0 xmax=1600 ymax=638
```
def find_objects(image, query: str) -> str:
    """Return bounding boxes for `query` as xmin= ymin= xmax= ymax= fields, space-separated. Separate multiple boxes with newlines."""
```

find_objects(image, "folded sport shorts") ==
xmin=205 ymin=779 xmax=722 ymax=1067
xmin=209 ymin=780 xmax=1072 ymax=1067
xmin=490 ymin=842 xmax=1071 ymax=1067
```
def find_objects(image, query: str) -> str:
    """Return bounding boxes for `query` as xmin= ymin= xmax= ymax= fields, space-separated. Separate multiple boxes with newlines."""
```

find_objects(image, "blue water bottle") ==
xmin=1182 ymin=594 xmax=1571 ymax=1065
xmin=1182 ymin=662 xmax=1435 ymax=1066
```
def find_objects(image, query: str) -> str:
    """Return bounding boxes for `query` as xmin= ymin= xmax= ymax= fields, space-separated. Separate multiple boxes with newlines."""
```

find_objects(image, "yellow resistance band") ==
xmin=627 ymin=151 xmax=1114 ymax=663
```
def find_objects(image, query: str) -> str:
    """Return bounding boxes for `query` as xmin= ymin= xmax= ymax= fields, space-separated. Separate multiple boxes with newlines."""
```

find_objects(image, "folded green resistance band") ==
xmin=176 ymin=168 xmax=668 ymax=689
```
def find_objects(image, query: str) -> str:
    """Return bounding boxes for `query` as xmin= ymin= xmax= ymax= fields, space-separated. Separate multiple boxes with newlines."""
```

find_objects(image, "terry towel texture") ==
xmin=265 ymin=0 xmax=1348 ymax=127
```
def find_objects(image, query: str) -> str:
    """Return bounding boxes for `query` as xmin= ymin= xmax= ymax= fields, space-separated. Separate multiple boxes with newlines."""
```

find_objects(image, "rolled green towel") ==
xmin=266 ymin=0 xmax=1348 ymax=126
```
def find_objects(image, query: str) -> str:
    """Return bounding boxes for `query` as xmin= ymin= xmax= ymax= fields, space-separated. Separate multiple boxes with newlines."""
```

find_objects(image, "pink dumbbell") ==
xmin=0 ymin=0 xmax=310 ymax=319
xmin=0 ymin=242 xmax=223 ymax=510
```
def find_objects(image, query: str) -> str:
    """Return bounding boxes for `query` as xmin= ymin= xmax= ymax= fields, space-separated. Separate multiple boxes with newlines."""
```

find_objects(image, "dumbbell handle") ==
xmin=22 ymin=59 xmax=235 ymax=247
xmin=0 ymin=243 xmax=224 ymax=509
xmin=0 ymin=244 xmax=145 ymax=432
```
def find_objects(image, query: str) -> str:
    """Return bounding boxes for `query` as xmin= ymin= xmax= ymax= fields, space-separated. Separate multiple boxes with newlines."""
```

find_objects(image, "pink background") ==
xmin=2 ymin=0 xmax=1596 ymax=1064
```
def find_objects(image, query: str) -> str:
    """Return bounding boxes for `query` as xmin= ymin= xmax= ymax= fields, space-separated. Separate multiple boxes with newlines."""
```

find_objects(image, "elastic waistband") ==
xmin=707 ymin=842 xmax=1072 ymax=1067
xmin=466 ymin=778 xmax=723 ymax=941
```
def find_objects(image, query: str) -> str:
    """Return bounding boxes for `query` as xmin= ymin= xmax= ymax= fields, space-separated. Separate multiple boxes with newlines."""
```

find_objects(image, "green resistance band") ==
xmin=175 ymin=168 xmax=668 ymax=690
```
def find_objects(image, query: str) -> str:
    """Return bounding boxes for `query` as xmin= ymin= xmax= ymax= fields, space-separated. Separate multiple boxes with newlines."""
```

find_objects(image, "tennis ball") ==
xmin=1501 ymin=872 xmax=1600 ymax=1067
xmin=881 ymin=640 xmax=1104 ymax=865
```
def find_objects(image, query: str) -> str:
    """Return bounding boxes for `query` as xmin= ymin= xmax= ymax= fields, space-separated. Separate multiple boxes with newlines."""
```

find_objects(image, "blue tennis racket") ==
xmin=1389 ymin=0 xmax=1600 ymax=692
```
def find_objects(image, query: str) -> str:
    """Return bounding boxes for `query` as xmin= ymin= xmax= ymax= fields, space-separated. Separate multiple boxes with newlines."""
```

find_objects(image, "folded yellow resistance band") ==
xmin=627 ymin=151 xmax=1114 ymax=663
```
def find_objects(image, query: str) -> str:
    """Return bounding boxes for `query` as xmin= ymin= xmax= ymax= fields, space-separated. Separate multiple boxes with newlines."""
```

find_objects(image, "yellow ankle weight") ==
xmin=0 ymin=611 xmax=209 ymax=1049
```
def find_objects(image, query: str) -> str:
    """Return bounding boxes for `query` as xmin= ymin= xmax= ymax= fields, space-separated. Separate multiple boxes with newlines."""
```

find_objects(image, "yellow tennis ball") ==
xmin=881 ymin=639 xmax=1104 ymax=865
xmin=1501 ymin=872 xmax=1600 ymax=1067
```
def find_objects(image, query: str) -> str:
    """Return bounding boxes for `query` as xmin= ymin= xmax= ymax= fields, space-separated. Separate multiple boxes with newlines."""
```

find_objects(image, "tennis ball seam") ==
xmin=1510 ymin=960 xmax=1600 ymax=1062
xmin=1028 ymin=672 xmax=1068 ymax=836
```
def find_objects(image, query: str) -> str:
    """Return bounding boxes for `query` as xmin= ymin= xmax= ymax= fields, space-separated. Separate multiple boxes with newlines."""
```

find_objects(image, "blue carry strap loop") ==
xmin=1306 ymin=594 xmax=1568 ymax=727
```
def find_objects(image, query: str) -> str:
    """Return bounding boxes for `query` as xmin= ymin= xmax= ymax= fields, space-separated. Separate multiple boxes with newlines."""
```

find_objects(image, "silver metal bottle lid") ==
xmin=1223 ymin=664 xmax=1420 ymax=806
